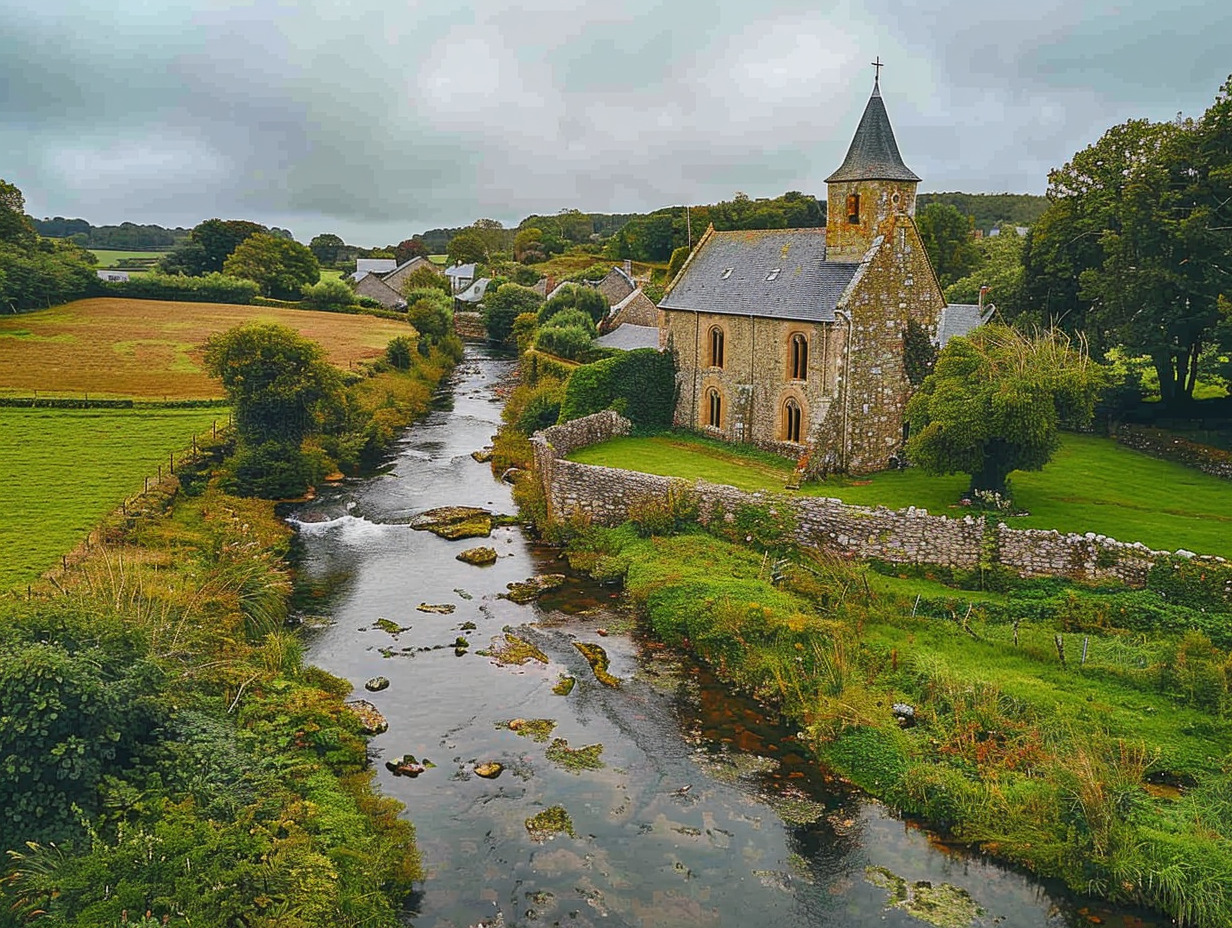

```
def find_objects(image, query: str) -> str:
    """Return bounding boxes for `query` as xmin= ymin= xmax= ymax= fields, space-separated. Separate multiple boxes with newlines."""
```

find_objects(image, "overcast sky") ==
xmin=2 ymin=0 xmax=1227 ymax=247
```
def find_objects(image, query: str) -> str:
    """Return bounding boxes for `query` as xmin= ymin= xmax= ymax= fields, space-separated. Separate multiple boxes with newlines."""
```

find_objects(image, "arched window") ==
xmin=709 ymin=326 xmax=725 ymax=368
xmin=784 ymin=398 xmax=802 ymax=443
xmin=846 ymin=192 xmax=860 ymax=224
xmin=789 ymin=333 xmax=808 ymax=381
xmin=707 ymin=389 xmax=722 ymax=429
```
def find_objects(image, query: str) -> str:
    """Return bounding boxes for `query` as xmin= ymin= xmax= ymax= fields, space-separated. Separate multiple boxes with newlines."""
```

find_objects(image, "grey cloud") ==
xmin=2 ymin=0 xmax=1227 ymax=245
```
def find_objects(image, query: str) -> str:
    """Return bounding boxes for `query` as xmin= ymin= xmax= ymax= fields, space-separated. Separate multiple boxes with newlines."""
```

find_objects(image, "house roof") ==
xmin=593 ymin=324 xmax=661 ymax=351
xmin=936 ymin=303 xmax=993 ymax=346
xmin=384 ymin=256 xmax=435 ymax=279
xmin=455 ymin=277 xmax=491 ymax=304
xmin=445 ymin=263 xmax=476 ymax=279
xmin=610 ymin=288 xmax=644 ymax=314
xmin=657 ymin=228 xmax=859 ymax=324
xmin=825 ymin=80 xmax=920 ymax=183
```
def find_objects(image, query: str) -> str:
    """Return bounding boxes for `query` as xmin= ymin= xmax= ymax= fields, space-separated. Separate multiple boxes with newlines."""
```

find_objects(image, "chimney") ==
xmin=623 ymin=259 xmax=632 ymax=276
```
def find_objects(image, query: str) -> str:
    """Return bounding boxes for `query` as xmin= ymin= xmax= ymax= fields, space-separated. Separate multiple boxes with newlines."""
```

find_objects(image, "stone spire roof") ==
xmin=825 ymin=79 xmax=921 ymax=183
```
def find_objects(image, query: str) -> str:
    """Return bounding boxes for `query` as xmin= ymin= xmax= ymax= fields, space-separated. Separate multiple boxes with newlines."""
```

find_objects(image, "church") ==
xmin=658 ymin=71 xmax=979 ymax=475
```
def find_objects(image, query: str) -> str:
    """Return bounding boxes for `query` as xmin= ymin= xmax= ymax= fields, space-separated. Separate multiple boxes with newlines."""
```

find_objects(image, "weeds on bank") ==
xmin=562 ymin=520 xmax=1232 ymax=927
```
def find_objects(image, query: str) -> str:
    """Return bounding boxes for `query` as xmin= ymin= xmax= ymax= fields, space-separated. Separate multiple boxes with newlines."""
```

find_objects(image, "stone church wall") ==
xmin=531 ymin=411 xmax=1220 ymax=588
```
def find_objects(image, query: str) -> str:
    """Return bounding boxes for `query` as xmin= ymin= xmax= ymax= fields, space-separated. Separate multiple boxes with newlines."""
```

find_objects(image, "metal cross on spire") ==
xmin=871 ymin=56 xmax=884 ymax=82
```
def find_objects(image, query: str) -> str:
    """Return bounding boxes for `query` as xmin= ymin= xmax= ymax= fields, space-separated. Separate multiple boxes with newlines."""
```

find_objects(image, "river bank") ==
xmin=288 ymin=345 xmax=1171 ymax=928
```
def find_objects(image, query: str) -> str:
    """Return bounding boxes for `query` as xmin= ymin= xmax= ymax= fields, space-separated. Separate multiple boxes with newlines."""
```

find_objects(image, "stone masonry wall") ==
xmin=453 ymin=311 xmax=486 ymax=340
xmin=533 ymin=411 xmax=1227 ymax=587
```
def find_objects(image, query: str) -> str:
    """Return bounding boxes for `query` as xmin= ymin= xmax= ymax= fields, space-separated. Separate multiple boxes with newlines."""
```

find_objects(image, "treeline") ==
xmin=916 ymin=192 xmax=1046 ymax=232
xmin=1 ymin=181 xmax=100 ymax=312
xmin=34 ymin=218 xmax=189 ymax=250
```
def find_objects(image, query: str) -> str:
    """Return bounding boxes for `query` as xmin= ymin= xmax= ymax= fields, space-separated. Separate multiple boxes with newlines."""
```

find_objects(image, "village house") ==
xmin=348 ymin=255 xmax=443 ymax=310
xmin=658 ymin=74 xmax=981 ymax=476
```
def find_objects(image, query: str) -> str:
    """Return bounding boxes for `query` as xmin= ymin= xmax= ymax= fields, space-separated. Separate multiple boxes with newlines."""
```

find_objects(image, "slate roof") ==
xmin=825 ymin=80 xmax=920 ymax=183
xmin=936 ymin=303 xmax=993 ymax=346
xmin=593 ymin=324 xmax=661 ymax=351
xmin=356 ymin=258 xmax=397 ymax=275
xmin=455 ymin=277 xmax=491 ymax=304
xmin=445 ymin=263 xmax=476 ymax=279
xmin=658 ymin=229 xmax=858 ymax=324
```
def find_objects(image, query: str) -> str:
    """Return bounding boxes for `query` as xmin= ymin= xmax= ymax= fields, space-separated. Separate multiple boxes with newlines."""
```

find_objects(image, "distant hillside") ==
xmin=916 ymin=192 xmax=1046 ymax=233
xmin=33 ymin=218 xmax=191 ymax=250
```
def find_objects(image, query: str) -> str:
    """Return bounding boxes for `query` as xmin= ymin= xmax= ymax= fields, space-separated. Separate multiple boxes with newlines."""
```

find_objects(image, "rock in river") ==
xmin=502 ymin=574 xmax=566 ymax=604
xmin=457 ymin=546 xmax=498 ymax=566
xmin=346 ymin=699 xmax=388 ymax=735
xmin=409 ymin=506 xmax=493 ymax=540
xmin=365 ymin=676 xmax=390 ymax=692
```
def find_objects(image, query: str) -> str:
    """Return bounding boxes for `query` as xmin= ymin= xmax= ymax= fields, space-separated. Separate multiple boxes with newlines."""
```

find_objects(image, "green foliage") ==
xmin=178 ymin=218 xmax=267 ymax=275
xmin=222 ymin=233 xmax=320 ymax=300
xmin=0 ymin=621 xmax=162 ymax=847
xmin=308 ymin=232 xmax=345 ymax=266
xmin=945 ymin=230 xmax=1026 ymax=317
xmin=104 ymin=271 xmax=259 ymax=304
xmin=446 ymin=228 xmax=487 ymax=265
xmin=299 ymin=277 xmax=355 ymax=310
xmin=0 ymin=183 xmax=99 ymax=311
xmin=1147 ymin=556 xmax=1232 ymax=613
xmin=535 ymin=323 xmax=593 ymax=361
xmin=483 ymin=282 xmax=542 ymax=344
xmin=0 ymin=179 xmax=36 ymax=247
xmin=539 ymin=283 xmax=608 ymax=326
xmin=666 ymin=245 xmax=691 ymax=283
xmin=399 ymin=264 xmax=450 ymax=297
xmin=906 ymin=326 xmax=1106 ymax=496
xmin=404 ymin=287 xmax=452 ymax=346
xmin=627 ymin=482 xmax=698 ymax=537
xmin=903 ymin=318 xmax=937 ymax=386
xmin=915 ymin=192 xmax=1047 ymax=233
xmin=916 ymin=202 xmax=980 ymax=288
xmin=386 ymin=335 xmax=415 ymax=370
xmin=557 ymin=349 xmax=676 ymax=430
xmin=514 ymin=379 xmax=565 ymax=434
xmin=393 ymin=236 xmax=428 ymax=263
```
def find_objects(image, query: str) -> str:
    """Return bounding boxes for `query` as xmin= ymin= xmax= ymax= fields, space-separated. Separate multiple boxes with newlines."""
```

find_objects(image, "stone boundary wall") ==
xmin=453 ymin=311 xmax=486 ymax=340
xmin=532 ymin=411 xmax=1228 ymax=587
xmin=1115 ymin=425 xmax=1232 ymax=481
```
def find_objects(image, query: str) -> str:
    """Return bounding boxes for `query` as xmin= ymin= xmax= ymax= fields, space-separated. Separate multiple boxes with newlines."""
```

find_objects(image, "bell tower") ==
xmin=825 ymin=61 xmax=920 ymax=262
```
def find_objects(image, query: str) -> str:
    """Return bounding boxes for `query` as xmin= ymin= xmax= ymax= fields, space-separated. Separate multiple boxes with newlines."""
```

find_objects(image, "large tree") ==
xmin=223 ymin=233 xmax=320 ymax=299
xmin=905 ymin=325 xmax=1105 ymax=499
xmin=203 ymin=323 xmax=342 ymax=496
xmin=482 ymin=283 xmax=542 ymax=344
xmin=394 ymin=236 xmax=428 ymax=264
xmin=1026 ymin=77 xmax=1232 ymax=404
xmin=447 ymin=229 xmax=488 ymax=265
xmin=191 ymin=219 xmax=268 ymax=273
xmin=0 ymin=179 xmax=36 ymax=247
xmin=916 ymin=201 xmax=981 ymax=288
xmin=308 ymin=233 xmax=345 ymax=266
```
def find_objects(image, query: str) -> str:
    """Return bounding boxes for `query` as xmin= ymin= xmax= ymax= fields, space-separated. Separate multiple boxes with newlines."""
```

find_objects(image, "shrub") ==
xmin=105 ymin=271 xmax=259 ymax=304
xmin=300 ymin=277 xmax=355 ymax=310
xmin=628 ymin=482 xmax=698 ymax=537
xmin=483 ymin=283 xmax=543 ymax=344
xmin=557 ymin=349 xmax=676 ymax=430
xmin=515 ymin=380 xmax=565 ymax=434
xmin=539 ymin=283 xmax=608 ymax=326
xmin=223 ymin=439 xmax=324 ymax=498
xmin=540 ymin=307 xmax=597 ymax=336
xmin=534 ymin=323 xmax=593 ymax=361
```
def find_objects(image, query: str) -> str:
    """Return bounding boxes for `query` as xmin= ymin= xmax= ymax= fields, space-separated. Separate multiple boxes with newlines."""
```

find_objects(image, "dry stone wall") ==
xmin=532 ymin=411 xmax=1228 ymax=587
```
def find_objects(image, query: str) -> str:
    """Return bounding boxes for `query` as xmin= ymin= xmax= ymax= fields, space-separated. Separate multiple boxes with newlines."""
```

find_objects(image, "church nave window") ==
xmin=709 ymin=326 xmax=725 ymax=368
xmin=783 ymin=398 xmax=802 ymax=443
xmin=789 ymin=333 xmax=808 ymax=380
xmin=706 ymin=389 xmax=723 ymax=429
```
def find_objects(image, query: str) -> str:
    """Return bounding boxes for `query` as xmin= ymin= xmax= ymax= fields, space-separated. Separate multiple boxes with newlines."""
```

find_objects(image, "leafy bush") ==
xmin=540 ymin=307 xmax=597 ymax=336
xmin=300 ymin=277 xmax=355 ymax=310
xmin=628 ymin=482 xmax=698 ymax=537
xmin=539 ymin=283 xmax=608 ymax=326
xmin=386 ymin=335 xmax=415 ymax=370
xmin=515 ymin=380 xmax=565 ymax=434
xmin=483 ymin=283 xmax=542 ymax=343
xmin=535 ymin=323 xmax=593 ymax=361
xmin=557 ymin=348 xmax=676 ymax=430
xmin=105 ymin=271 xmax=259 ymax=304
xmin=404 ymin=288 xmax=452 ymax=346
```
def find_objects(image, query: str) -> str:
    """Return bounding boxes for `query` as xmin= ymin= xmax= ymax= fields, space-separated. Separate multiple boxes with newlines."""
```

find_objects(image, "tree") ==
xmin=223 ymin=233 xmax=320 ymax=299
xmin=404 ymin=287 xmax=452 ymax=346
xmin=470 ymin=218 xmax=509 ymax=257
xmin=399 ymin=265 xmax=450 ymax=297
xmin=666 ymin=245 xmax=691 ymax=282
xmin=905 ymin=325 xmax=1105 ymax=499
xmin=539 ymin=283 xmax=607 ymax=326
xmin=447 ymin=229 xmax=488 ymax=265
xmin=0 ymin=179 xmax=36 ymax=247
xmin=308 ymin=233 xmax=345 ymax=266
xmin=483 ymin=283 xmax=542 ymax=344
xmin=394 ymin=236 xmax=428 ymax=264
xmin=191 ymin=219 xmax=268 ymax=273
xmin=203 ymin=323 xmax=342 ymax=496
xmin=916 ymin=202 xmax=980 ymax=288
xmin=159 ymin=238 xmax=211 ymax=276
xmin=300 ymin=277 xmax=355 ymax=310
xmin=1025 ymin=80 xmax=1232 ymax=405
xmin=945 ymin=230 xmax=1026 ymax=317
xmin=513 ymin=227 xmax=542 ymax=262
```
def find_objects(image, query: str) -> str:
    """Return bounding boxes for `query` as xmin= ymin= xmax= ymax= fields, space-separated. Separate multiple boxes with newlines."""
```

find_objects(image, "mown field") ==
xmin=568 ymin=431 xmax=1232 ymax=558
xmin=0 ymin=407 xmax=225 ymax=590
xmin=0 ymin=298 xmax=412 ymax=398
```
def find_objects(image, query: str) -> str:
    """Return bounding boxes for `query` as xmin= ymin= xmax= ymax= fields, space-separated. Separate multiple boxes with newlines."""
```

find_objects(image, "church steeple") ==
xmin=825 ymin=67 xmax=921 ymax=261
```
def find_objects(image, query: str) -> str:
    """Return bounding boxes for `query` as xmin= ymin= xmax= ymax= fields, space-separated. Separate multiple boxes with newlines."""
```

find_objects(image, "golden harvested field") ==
xmin=0 ymin=298 xmax=412 ymax=399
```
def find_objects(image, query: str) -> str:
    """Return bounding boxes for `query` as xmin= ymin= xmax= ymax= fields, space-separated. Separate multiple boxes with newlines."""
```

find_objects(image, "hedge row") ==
xmin=1115 ymin=425 xmax=1232 ymax=480
xmin=557 ymin=348 xmax=676 ymax=431
xmin=103 ymin=272 xmax=259 ymax=304
xmin=0 ymin=397 xmax=229 ymax=410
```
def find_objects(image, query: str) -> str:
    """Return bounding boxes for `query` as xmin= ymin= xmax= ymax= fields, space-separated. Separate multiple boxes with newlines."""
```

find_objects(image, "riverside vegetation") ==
xmin=490 ymin=326 xmax=1232 ymax=926
xmin=0 ymin=321 xmax=459 ymax=925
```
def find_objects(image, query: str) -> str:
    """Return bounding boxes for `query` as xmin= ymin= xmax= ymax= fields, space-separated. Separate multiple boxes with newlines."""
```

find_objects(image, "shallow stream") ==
xmin=289 ymin=346 xmax=1161 ymax=928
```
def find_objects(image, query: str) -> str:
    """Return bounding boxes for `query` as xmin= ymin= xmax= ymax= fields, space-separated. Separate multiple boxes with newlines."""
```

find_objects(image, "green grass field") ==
xmin=89 ymin=248 xmax=165 ymax=264
xmin=0 ymin=407 xmax=226 ymax=590
xmin=568 ymin=432 xmax=1232 ymax=558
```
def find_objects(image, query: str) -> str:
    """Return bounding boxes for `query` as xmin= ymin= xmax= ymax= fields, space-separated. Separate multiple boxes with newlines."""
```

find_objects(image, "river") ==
xmin=288 ymin=346 xmax=1160 ymax=928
